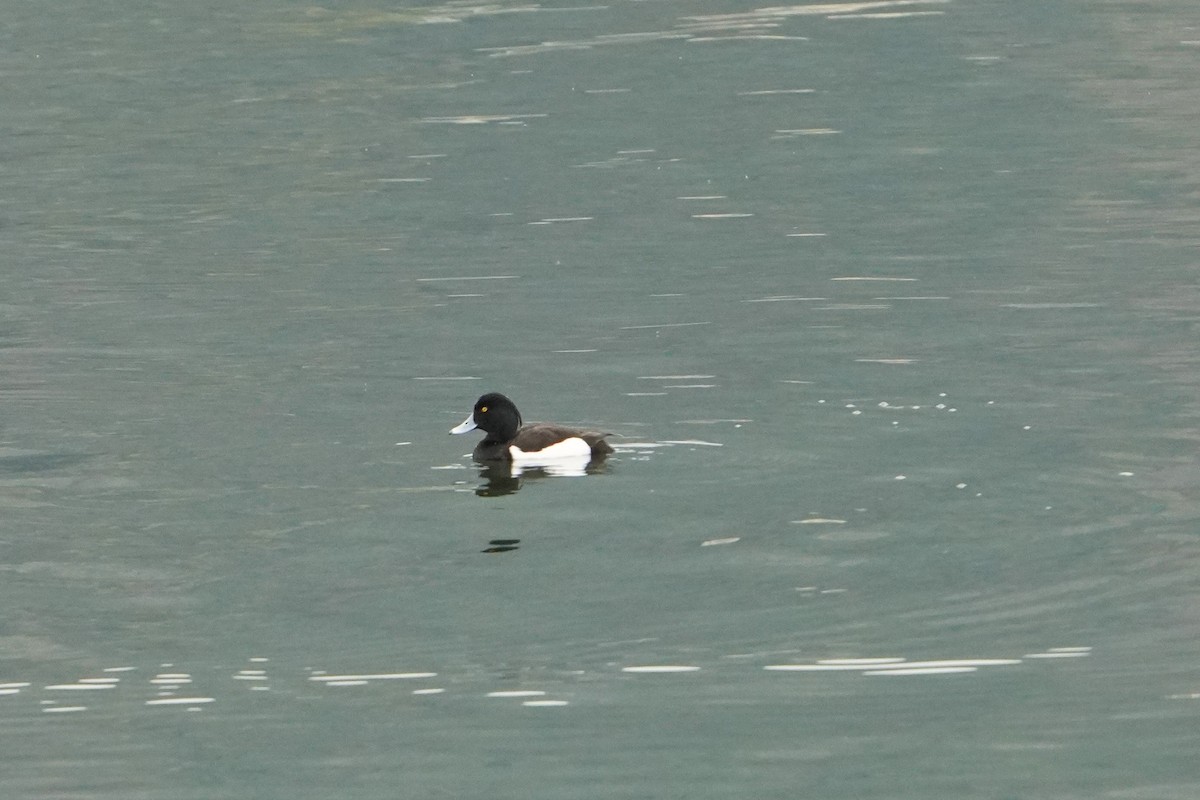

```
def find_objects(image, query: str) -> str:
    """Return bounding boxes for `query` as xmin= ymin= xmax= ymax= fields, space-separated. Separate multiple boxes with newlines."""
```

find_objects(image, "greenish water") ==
xmin=3 ymin=1 xmax=1199 ymax=797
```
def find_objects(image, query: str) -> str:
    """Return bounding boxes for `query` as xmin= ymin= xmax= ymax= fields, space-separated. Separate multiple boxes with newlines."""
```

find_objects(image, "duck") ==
xmin=449 ymin=392 xmax=614 ymax=463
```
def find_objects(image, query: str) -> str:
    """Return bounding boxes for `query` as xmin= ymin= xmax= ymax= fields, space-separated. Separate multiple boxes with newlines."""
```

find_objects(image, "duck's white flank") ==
xmin=509 ymin=437 xmax=591 ymax=461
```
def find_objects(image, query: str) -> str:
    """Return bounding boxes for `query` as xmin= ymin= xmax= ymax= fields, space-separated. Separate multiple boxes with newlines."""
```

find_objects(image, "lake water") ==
xmin=3 ymin=0 xmax=1199 ymax=797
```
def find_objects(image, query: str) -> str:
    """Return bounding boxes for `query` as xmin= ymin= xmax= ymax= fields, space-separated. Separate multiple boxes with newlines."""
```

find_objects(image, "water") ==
xmin=3 ymin=1 xmax=1199 ymax=797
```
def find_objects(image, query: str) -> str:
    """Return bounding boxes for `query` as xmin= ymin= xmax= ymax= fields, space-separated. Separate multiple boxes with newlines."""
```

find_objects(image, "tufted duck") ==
xmin=450 ymin=392 xmax=614 ymax=463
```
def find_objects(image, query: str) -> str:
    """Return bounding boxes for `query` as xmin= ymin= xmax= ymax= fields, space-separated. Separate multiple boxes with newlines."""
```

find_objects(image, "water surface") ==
xmin=3 ymin=1 xmax=1199 ymax=797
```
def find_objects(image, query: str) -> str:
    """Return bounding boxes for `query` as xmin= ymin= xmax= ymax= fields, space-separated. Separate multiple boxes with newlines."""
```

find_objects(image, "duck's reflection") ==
xmin=473 ymin=455 xmax=609 ymax=497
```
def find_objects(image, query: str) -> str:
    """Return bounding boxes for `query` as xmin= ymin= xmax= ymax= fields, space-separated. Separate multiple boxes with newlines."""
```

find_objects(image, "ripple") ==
xmin=309 ymin=672 xmax=438 ymax=683
xmin=767 ymin=657 xmax=1028 ymax=674
xmin=145 ymin=697 xmax=215 ymax=706
xmin=0 ymin=648 xmax=1087 ymax=716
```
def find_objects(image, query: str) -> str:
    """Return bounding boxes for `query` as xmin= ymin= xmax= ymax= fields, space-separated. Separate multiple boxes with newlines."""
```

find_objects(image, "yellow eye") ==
xmin=480 ymin=406 xmax=488 ymax=413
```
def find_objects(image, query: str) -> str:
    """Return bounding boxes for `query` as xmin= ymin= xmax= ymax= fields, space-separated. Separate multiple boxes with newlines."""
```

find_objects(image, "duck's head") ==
xmin=449 ymin=392 xmax=523 ymax=442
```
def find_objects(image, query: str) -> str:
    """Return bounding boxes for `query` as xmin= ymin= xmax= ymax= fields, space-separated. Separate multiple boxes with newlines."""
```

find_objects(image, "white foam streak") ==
xmin=865 ymin=666 xmax=976 ymax=675
xmin=309 ymin=672 xmax=437 ymax=682
xmin=767 ymin=658 xmax=1023 ymax=673
xmin=145 ymin=697 xmax=216 ymax=706
xmin=638 ymin=374 xmax=716 ymax=379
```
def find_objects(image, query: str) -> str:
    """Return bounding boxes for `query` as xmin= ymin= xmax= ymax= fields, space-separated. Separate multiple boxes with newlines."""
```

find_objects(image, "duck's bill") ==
xmin=450 ymin=416 xmax=478 ymax=435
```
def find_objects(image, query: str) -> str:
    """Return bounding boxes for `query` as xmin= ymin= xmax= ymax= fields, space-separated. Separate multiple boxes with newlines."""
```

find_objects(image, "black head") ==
xmin=451 ymin=392 xmax=523 ymax=442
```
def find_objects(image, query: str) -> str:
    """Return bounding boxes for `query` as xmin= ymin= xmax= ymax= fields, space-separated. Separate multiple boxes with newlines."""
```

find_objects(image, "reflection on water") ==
xmin=468 ymin=456 xmax=610 ymax=497
xmin=471 ymin=462 xmax=522 ymax=497
xmin=462 ymin=437 xmax=735 ymax=496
